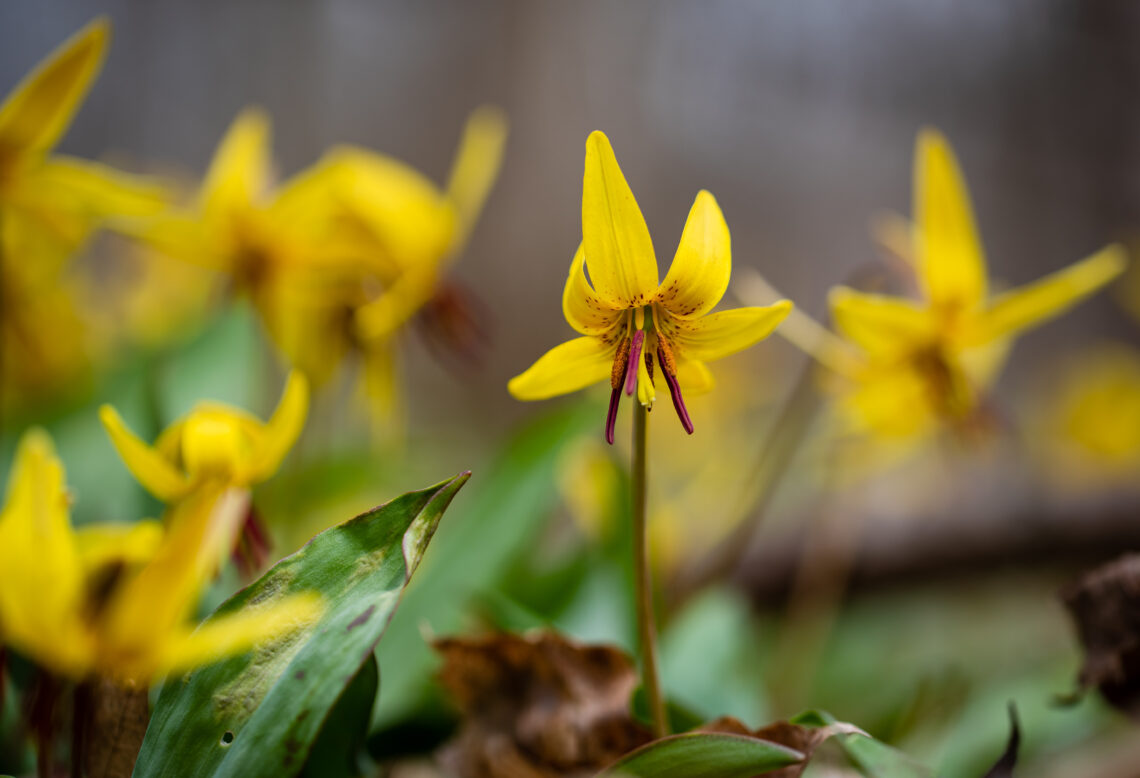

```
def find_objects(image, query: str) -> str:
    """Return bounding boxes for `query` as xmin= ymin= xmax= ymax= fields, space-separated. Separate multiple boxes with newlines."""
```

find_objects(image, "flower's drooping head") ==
xmin=99 ymin=371 xmax=308 ymax=502
xmin=509 ymin=131 xmax=790 ymax=442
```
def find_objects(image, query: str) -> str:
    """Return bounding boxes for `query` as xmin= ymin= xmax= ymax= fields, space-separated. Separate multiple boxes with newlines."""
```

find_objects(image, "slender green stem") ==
xmin=632 ymin=402 xmax=667 ymax=738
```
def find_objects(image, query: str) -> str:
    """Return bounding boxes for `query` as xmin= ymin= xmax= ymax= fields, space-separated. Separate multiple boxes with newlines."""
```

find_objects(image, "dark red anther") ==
xmin=658 ymin=348 xmax=694 ymax=435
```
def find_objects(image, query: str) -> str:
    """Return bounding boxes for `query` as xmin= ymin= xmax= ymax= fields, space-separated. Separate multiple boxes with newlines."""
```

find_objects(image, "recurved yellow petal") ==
xmin=446 ymin=105 xmax=507 ymax=249
xmin=581 ymin=131 xmax=658 ymax=306
xmin=200 ymin=108 xmax=271 ymax=221
xmin=965 ymin=244 xmax=1127 ymax=345
xmin=245 ymin=371 xmax=309 ymax=481
xmin=829 ymin=286 xmax=934 ymax=357
xmin=326 ymin=146 xmax=455 ymax=272
xmin=508 ymin=336 xmax=614 ymax=401
xmin=914 ymin=128 xmax=987 ymax=310
xmin=133 ymin=213 xmax=220 ymax=270
xmin=155 ymin=592 xmax=323 ymax=679
xmin=563 ymin=244 xmax=624 ymax=335
xmin=0 ymin=430 xmax=90 ymax=677
xmin=0 ymin=18 xmax=108 ymax=157
xmin=36 ymin=155 xmax=168 ymax=221
xmin=671 ymin=302 xmax=792 ymax=363
xmin=656 ymin=190 xmax=731 ymax=319
xmin=99 ymin=405 xmax=193 ymax=501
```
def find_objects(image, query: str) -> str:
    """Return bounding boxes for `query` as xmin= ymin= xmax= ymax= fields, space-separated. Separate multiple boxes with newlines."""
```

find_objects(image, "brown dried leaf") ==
xmin=1060 ymin=553 xmax=1140 ymax=717
xmin=434 ymin=631 xmax=652 ymax=778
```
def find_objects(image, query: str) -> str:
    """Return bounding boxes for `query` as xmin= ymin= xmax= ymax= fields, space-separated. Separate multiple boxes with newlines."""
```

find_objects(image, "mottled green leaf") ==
xmin=134 ymin=473 xmax=469 ymax=778
xmin=595 ymin=732 xmax=803 ymax=778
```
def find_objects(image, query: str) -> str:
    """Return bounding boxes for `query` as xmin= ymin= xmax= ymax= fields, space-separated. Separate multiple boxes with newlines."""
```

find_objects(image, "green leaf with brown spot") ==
xmin=133 ymin=473 xmax=470 ymax=778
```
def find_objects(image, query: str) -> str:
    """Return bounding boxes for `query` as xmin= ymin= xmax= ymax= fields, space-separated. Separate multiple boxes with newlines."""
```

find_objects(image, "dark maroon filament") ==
xmin=624 ymin=329 xmax=644 ymax=396
xmin=605 ymin=387 xmax=622 ymax=445
xmin=659 ymin=348 xmax=694 ymax=434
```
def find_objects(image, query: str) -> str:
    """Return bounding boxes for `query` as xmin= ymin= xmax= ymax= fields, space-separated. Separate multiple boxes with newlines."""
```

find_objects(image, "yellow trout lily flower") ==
xmin=0 ymin=18 xmax=166 ymax=409
xmin=0 ymin=430 xmax=321 ymax=683
xmin=99 ymin=371 xmax=308 ymax=503
xmin=509 ymin=131 xmax=792 ymax=443
xmin=825 ymin=129 xmax=1126 ymax=433
xmin=0 ymin=18 xmax=165 ymax=266
xmin=270 ymin=107 xmax=507 ymax=427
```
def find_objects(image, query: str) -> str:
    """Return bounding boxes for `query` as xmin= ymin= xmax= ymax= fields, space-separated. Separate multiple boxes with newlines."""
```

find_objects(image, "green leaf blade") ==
xmin=134 ymin=473 xmax=469 ymax=778
xmin=597 ymin=732 xmax=804 ymax=778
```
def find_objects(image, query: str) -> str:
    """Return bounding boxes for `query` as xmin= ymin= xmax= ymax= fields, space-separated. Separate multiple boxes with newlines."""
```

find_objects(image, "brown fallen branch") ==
xmin=722 ymin=491 xmax=1140 ymax=606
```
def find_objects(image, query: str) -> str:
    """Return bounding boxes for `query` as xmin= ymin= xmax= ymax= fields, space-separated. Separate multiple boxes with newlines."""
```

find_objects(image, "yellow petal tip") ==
xmin=586 ymin=129 xmax=610 ymax=147
xmin=917 ymin=125 xmax=947 ymax=149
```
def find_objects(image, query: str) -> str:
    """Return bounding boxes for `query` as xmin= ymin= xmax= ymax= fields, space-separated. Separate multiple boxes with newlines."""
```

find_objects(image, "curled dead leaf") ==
xmin=434 ymin=631 xmax=651 ymax=778
xmin=1060 ymin=553 xmax=1140 ymax=717
xmin=979 ymin=704 xmax=1019 ymax=778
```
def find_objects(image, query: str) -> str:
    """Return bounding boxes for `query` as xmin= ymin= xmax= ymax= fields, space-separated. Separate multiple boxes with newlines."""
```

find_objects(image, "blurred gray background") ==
xmin=3 ymin=0 xmax=1138 ymax=438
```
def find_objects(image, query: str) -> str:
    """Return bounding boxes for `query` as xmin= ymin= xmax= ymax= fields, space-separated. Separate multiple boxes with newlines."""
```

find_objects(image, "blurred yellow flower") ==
xmin=748 ymin=129 xmax=1126 ymax=450
xmin=140 ymin=107 xmax=506 ymax=433
xmin=509 ymin=131 xmax=791 ymax=443
xmin=137 ymin=109 xmax=327 ymax=310
xmin=0 ymin=429 xmax=320 ymax=683
xmin=829 ymin=129 xmax=1125 ymax=436
xmin=0 ymin=17 xmax=165 ymax=266
xmin=99 ymin=371 xmax=308 ymax=503
xmin=1044 ymin=344 xmax=1140 ymax=476
xmin=279 ymin=106 xmax=507 ymax=427
xmin=0 ymin=18 xmax=168 ymax=409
